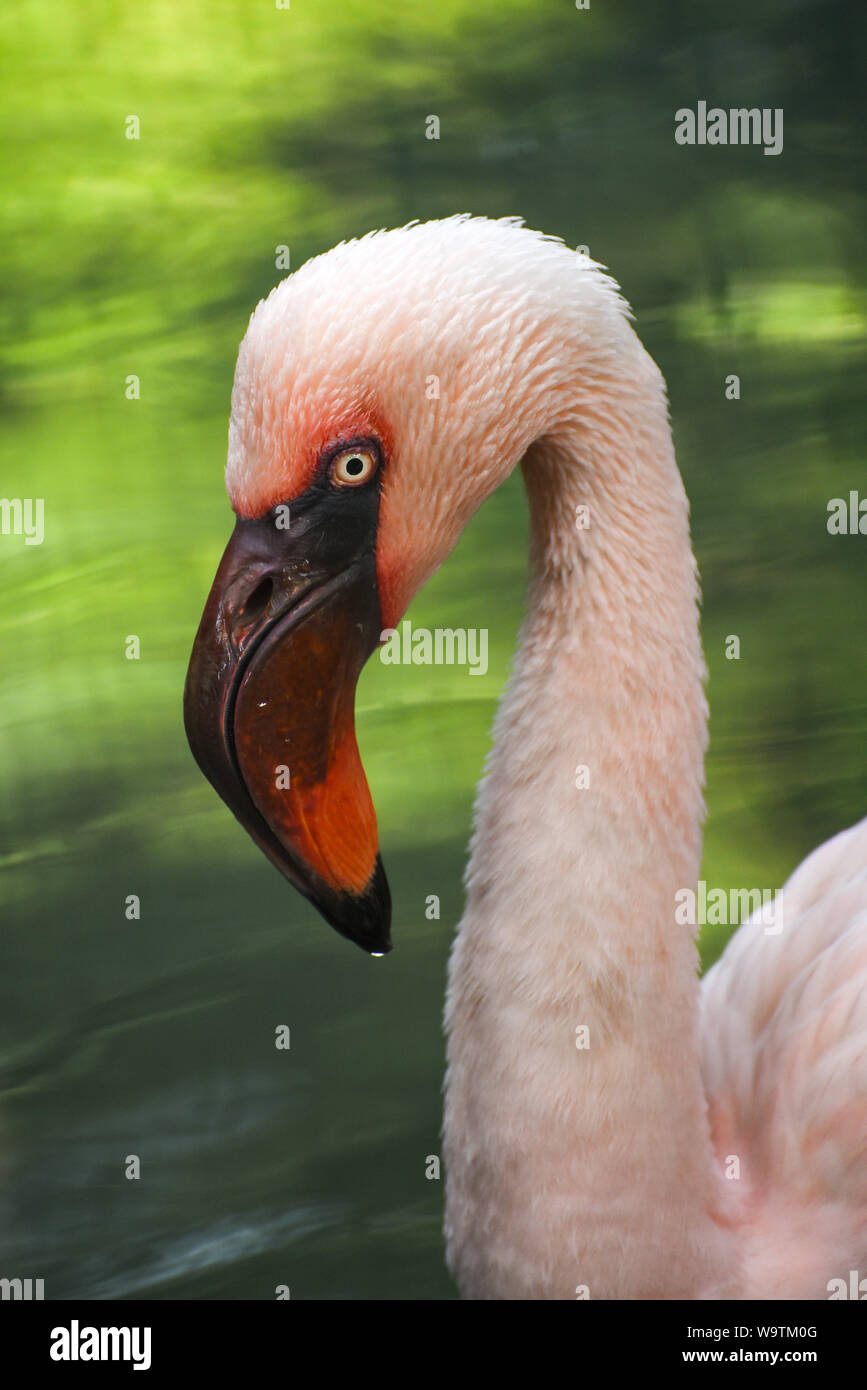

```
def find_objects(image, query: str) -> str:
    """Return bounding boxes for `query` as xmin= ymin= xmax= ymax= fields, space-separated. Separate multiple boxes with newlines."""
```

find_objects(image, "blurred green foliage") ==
xmin=0 ymin=0 xmax=864 ymax=1298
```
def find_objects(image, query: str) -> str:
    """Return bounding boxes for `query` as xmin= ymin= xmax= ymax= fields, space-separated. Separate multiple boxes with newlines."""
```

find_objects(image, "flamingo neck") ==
xmin=443 ymin=338 xmax=737 ymax=1299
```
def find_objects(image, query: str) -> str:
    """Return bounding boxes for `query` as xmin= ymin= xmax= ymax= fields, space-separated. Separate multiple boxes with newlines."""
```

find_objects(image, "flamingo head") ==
xmin=183 ymin=217 xmax=612 ymax=953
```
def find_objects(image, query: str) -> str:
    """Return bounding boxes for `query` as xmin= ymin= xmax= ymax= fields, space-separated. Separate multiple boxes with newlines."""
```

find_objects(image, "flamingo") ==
xmin=184 ymin=216 xmax=867 ymax=1300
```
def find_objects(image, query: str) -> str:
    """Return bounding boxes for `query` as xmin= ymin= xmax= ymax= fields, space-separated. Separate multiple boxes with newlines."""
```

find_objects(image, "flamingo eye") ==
xmin=330 ymin=445 xmax=379 ymax=488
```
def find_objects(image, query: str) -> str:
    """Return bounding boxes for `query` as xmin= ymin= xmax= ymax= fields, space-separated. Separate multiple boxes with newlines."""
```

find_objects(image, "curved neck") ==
xmin=443 ymin=340 xmax=736 ymax=1299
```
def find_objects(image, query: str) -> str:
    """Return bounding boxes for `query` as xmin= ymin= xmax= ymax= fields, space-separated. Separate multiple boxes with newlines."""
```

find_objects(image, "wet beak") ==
xmin=183 ymin=498 xmax=391 ymax=955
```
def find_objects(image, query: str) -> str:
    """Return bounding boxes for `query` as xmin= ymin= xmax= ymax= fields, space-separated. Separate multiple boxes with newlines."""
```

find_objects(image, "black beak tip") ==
xmin=317 ymin=855 xmax=393 ymax=957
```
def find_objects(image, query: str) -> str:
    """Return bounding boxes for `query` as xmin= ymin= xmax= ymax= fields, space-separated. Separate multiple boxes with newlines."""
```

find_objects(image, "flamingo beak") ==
xmin=183 ymin=483 xmax=391 ymax=955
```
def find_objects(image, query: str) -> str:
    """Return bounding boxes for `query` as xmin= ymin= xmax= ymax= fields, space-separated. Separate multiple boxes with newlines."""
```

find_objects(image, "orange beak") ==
xmin=183 ymin=478 xmax=391 ymax=954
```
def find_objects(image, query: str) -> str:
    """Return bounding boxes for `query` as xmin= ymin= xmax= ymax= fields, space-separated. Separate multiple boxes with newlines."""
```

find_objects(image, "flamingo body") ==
xmin=186 ymin=216 xmax=867 ymax=1299
xmin=702 ymin=818 xmax=867 ymax=1298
